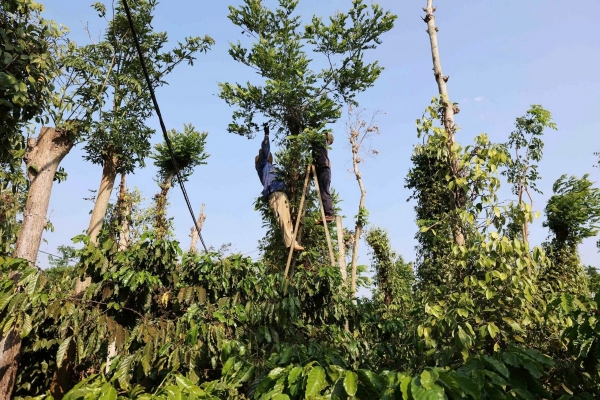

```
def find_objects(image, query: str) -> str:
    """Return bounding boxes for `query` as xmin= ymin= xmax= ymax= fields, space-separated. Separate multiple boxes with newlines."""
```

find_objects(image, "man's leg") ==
xmin=268 ymin=192 xmax=301 ymax=249
xmin=317 ymin=166 xmax=334 ymax=217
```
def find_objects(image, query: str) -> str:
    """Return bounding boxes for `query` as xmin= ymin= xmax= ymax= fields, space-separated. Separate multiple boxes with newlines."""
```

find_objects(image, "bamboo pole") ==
xmin=284 ymin=164 xmax=311 ymax=279
xmin=336 ymin=215 xmax=347 ymax=283
xmin=312 ymin=165 xmax=335 ymax=266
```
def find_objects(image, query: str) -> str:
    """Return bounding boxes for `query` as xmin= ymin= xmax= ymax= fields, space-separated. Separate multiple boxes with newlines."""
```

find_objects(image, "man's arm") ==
xmin=260 ymin=124 xmax=270 ymax=160
xmin=256 ymin=124 xmax=270 ymax=175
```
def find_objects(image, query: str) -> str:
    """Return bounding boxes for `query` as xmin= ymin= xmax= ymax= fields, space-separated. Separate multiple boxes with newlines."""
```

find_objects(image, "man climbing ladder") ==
xmin=255 ymin=124 xmax=304 ymax=251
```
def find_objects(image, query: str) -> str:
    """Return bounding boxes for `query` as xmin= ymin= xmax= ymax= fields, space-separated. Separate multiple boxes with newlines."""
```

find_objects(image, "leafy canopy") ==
xmin=151 ymin=123 xmax=209 ymax=186
xmin=219 ymin=0 xmax=396 ymax=140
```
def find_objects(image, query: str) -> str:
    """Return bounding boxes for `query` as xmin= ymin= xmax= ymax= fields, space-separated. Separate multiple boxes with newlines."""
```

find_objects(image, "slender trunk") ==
xmin=14 ymin=127 xmax=75 ymax=264
xmin=87 ymin=155 xmax=119 ymax=245
xmin=189 ymin=203 xmax=206 ymax=252
xmin=350 ymin=143 xmax=366 ymax=297
xmin=424 ymin=0 xmax=465 ymax=246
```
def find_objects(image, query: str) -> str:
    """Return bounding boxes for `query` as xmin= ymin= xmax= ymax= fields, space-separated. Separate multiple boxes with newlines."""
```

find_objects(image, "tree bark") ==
xmin=0 ymin=328 xmax=21 ymax=399
xmin=154 ymin=172 xmax=175 ymax=240
xmin=14 ymin=127 xmax=75 ymax=264
xmin=350 ymin=141 xmax=366 ymax=297
xmin=2 ymin=127 xmax=74 ymax=399
xmin=87 ymin=154 xmax=119 ymax=246
xmin=117 ymin=174 xmax=131 ymax=251
xmin=424 ymin=0 xmax=465 ymax=246
xmin=189 ymin=203 xmax=206 ymax=253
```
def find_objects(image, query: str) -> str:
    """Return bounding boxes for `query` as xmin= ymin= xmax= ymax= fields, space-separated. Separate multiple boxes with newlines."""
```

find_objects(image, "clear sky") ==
xmin=37 ymin=0 xmax=600 ymax=276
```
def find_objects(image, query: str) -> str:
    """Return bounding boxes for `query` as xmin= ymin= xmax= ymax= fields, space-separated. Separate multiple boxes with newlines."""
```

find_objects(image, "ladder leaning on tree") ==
xmin=284 ymin=164 xmax=336 ymax=279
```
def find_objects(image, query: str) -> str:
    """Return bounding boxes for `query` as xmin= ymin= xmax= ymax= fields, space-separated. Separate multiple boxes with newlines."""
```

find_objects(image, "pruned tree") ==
xmin=150 ymin=124 xmax=209 ymax=239
xmin=82 ymin=0 xmax=214 ymax=245
xmin=423 ymin=0 xmax=465 ymax=246
xmin=345 ymin=106 xmax=382 ymax=296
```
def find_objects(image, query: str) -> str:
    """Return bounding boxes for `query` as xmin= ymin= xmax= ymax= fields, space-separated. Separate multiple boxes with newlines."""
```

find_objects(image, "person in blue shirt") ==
xmin=255 ymin=125 xmax=304 ymax=251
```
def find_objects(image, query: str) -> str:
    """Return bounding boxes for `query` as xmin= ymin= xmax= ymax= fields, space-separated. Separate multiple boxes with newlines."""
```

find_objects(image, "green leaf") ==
xmin=20 ymin=313 xmax=32 ymax=338
xmin=271 ymin=395 xmax=290 ymax=400
xmin=288 ymin=366 xmax=302 ymax=385
xmin=56 ymin=336 xmax=72 ymax=368
xmin=482 ymin=355 xmax=509 ymax=378
xmin=305 ymin=366 xmax=326 ymax=397
xmin=344 ymin=371 xmax=358 ymax=396
xmin=420 ymin=369 xmax=438 ymax=390
xmin=99 ymin=383 xmax=117 ymax=400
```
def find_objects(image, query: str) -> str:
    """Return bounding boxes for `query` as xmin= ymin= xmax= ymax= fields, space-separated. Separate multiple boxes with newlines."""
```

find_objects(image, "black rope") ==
xmin=122 ymin=0 xmax=208 ymax=252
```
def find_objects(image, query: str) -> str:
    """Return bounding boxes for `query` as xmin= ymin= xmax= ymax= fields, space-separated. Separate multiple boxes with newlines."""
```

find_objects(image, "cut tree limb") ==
xmin=190 ymin=203 xmax=206 ymax=252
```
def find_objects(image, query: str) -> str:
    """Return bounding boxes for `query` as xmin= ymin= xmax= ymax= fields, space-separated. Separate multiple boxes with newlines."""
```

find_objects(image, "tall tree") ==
xmin=220 ymin=0 xmax=395 ymax=267
xmin=0 ymin=3 xmax=102 ymax=396
xmin=83 ymin=0 xmax=213 ymax=245
xmin=150 ymin=124 xmax=209 ymax=239
xmin=503 ymin=105 xmax=556 ymax=245
xmin=14 ymin=33 xmax=104 ymax=266
xmin=0 ymin=0 xmax=61 ymax=258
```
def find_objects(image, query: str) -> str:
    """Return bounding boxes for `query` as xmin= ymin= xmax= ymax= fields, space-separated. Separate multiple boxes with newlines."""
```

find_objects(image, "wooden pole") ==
xmin=284 ymin=164 xmax=311 ymax=279
xmin=336 ymin=215 xmax=347 ymax=283
xmin=312 ymin=165 xmax=335 ymax=266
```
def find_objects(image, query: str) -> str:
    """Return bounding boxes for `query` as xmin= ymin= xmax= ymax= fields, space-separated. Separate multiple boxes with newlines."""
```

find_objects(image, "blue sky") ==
xmin=37 ymin=0 xmax=600 ymax=275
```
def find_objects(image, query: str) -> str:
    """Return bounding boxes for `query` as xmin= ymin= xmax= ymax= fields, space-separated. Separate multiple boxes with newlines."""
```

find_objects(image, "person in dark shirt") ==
xmin=313 ymin=132 xmax=335 ymax=224
xmin=255 ymin=125 xmax=304 ymax=251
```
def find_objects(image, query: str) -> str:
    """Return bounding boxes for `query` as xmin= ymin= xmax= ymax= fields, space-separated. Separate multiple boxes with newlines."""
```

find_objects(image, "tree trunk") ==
xmin=0 ymin=272 xmax=22 ymax=399
xmin=154 ymin=172 xmax=175 ymax=240
xmin=0 ymin=328 xmax=21 ymax=399
xmin=423 ymin=0 xmax=465 ymax=246
xmin=117 ymin=174 xmax=131 ymax=251
xmin=350 ymin=152 xmax=366 ymax=298
xmin=189 ymin=203 xmax=206 ymax=252
xmin=14 ymin=127 xmax=75 ymax=264
xmin=87 ymin=154 xmax=119 ymax=245
xmin=2 ymin=128 xmax=74 ymax=399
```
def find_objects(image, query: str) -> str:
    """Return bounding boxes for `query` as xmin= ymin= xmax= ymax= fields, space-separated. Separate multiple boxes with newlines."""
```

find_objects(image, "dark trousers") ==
xmin=316 ymin=166 xmax=333 ymax=216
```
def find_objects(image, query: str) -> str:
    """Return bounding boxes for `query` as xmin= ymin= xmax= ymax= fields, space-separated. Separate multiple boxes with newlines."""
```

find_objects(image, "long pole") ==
xmin=284 ymin=164 xmax=311 ymax=279
xmin=312 ymin=165 xmax=335 ymax=265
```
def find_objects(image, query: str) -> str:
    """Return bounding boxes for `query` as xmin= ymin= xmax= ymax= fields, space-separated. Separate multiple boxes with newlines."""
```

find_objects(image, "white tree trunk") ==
xmin=87 ymin=155 xmax=119 ymax=246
